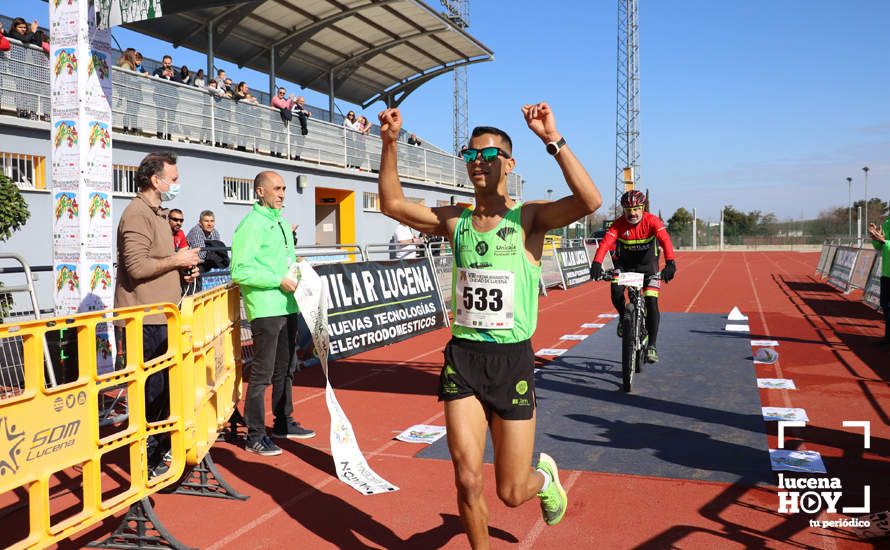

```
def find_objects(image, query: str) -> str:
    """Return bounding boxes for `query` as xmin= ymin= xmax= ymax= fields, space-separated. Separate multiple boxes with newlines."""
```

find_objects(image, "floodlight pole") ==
xmin=862 ymin=166 xmax=870 ymax=233
xmin=846 ymin=176 xmax=852 ymax=239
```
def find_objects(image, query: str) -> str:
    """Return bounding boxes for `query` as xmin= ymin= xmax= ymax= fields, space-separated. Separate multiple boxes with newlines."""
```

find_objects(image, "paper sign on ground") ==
xmin=762 ymin=407 xmax=809 ymax=422
xmin=751 ymin=340 xmax=780 ymax=347
xmin=768 ymin=449 xmax=827 ymax=473
xmin=536 ymin=348 xmax=567 ymax=356
xmin=757 ymin=378 xmax=796 ymax=390
xmin=728 ymin=306 xmax=748 ymax=321
xmin=725 ymin=324 xmax=750 ymax=332
xmin=560 ymin=334 xmax=588 ymax=341
xmin=581 ymin=323 xmax=606 ymax=328
xmin=598 ymin=313 xmax=620 ymax=318
xmin=292 ymin=260 xmax=398 ymax=495
xmin=395 ymin=425 xmax=447 ymax=444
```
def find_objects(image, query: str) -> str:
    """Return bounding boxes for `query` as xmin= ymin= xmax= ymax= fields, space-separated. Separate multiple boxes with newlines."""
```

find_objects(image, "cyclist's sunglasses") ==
xmin=461 ymin=146 xmax=511 ymax=163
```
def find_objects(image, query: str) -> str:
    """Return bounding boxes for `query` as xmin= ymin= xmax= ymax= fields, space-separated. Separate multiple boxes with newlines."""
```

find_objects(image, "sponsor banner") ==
xmin=827 ymin=246 xmax=859 ymax=292
xmin=815 ymin=243 xmax=832 ymax=276
xmin=95 ymin=0 xmax=254 ymax=28
xmin=291 ymin=261 xmax=398 ymax=495
xmin=850 ymin=249 xmax=877 ymax=290
xmin=555 ymin=245 xmax=590 ymax=288
xmin=863 ymin=255 xmax=882 ymax=311
xmin=314 ymin=259 xmax=447 ymax=360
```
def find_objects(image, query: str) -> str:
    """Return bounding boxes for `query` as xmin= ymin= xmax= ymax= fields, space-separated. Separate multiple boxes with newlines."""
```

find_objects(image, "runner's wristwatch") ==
xmin=546 ymin=137 xmax=566 ymax=156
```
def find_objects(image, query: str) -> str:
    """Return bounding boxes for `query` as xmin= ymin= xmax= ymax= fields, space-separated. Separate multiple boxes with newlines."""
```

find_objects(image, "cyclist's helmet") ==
xmin=620 ymin=190 xmax=647 ymax=208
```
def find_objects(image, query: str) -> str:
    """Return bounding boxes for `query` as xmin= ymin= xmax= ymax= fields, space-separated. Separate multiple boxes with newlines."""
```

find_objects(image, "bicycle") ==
xmin=599 ymin=270 xmax=647 ymax=392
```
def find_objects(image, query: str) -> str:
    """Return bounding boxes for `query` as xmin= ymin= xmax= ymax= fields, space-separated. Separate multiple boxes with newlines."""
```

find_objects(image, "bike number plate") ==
xmin=455 ymin=268 xmax=515 ymax=329
xmin=616 ymin=271 xmax=645 ymax=289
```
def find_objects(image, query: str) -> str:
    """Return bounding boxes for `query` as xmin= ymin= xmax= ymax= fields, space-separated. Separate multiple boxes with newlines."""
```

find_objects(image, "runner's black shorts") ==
xmin=438 ymin=337 xmax=536 ymax=420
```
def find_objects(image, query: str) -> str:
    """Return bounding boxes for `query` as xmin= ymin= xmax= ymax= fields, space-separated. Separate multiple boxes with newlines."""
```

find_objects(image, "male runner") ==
xmin=589 ymin=189 xmax=677 ymax=363
xmin=377 ymin=103 xmax=602 ymax=548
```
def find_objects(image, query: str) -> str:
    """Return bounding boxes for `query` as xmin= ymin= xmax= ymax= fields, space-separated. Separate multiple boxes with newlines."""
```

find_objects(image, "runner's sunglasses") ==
xmin=461 ymin=146 xmax=511 ymax=163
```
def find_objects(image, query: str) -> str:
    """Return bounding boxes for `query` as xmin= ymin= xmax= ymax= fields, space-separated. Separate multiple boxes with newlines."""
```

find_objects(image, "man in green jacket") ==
xmin=232 ymin=171 xmax=315 ymax=456
xmin=868 ymin=218 xmax=890 ymax=345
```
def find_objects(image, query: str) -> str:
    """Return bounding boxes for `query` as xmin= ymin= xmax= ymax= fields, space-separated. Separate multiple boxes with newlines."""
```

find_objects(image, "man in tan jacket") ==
xmin=115 ymin=150 xmax=201 ymax=477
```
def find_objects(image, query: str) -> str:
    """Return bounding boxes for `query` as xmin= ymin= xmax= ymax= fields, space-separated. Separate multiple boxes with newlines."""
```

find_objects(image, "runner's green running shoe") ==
xmin=646 ymin=345 xmax=658 ymax=363
xmin=536 ymin=452 xmax=567 ymax=526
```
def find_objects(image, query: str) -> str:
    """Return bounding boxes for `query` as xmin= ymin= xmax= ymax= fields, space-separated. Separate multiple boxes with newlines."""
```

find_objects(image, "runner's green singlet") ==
xmin=451 ymin=203 xmax=541 ymax=343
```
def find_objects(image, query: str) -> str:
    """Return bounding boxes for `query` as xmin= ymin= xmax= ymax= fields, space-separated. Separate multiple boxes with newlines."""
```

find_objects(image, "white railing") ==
xmin=0 ymin=40 xmax=523 ymax=198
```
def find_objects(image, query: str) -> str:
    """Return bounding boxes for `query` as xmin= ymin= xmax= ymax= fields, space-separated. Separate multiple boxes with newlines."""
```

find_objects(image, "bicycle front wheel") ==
xmin=621 ymin=304 xmax=636 ymax=392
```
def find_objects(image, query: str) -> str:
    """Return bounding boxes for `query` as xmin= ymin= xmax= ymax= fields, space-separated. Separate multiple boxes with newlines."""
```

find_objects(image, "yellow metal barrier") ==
xmin=0 ymin=305 xmax=185 ymax=549
xmin=178 ymin=284 xmax=243 ymax=466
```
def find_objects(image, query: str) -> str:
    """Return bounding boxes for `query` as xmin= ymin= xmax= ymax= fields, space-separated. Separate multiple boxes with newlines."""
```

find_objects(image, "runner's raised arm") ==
xmin=377 ymin=108 xmax=462 ymax=237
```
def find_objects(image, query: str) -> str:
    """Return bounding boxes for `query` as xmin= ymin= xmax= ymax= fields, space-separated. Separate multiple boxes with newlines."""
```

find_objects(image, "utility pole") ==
xmin=615 ymin=0 xmax=640 ymax=217
xmin=441 ymin=0 xmax=470 ymax=154
xmin=862 ymin=166 xmax=870 ymax=233
xmin=692 ymin=207 xmax=697 ymax=250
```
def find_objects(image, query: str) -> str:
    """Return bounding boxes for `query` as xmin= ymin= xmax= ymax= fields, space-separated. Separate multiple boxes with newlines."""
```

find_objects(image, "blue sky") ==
xmin=12 ymin=0 xmax=889 ymax=221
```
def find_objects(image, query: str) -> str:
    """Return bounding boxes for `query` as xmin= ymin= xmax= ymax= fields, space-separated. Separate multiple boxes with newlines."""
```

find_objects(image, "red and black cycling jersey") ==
xmin=593 ymin=212 xmax=675 ymax=275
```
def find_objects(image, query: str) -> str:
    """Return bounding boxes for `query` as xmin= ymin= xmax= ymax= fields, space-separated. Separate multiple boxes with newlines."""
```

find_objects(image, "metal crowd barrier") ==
xmin=540 ymin=243 xmax=563 ymax=289
xmin=1 ymin=39 xmax=523 ymax=197
xmin=0 ymin=303 xmax=186 ymax=549
xmin=178 ymin=284 xmax=243 ymax=467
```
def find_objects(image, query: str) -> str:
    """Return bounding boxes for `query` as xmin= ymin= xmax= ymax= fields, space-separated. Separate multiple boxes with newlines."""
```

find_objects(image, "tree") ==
xmin=666 ymin=207 xmax=694 ymax=234
xmin=0 ymin=175 xmax=30 ymax=240
xmin=0 ymin=174 xmax=31 ymax=318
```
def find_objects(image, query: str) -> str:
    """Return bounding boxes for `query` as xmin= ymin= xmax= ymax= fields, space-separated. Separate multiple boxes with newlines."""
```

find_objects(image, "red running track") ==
xmin=54 ymin=251 xmax=888 ymax=549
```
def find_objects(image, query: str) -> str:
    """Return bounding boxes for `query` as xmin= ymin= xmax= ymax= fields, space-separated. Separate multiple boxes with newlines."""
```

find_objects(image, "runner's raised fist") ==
xmin=377 ymin=108 xmax=402 ymax=143
xmin=521 ymin=102 xmax=560 ymax=143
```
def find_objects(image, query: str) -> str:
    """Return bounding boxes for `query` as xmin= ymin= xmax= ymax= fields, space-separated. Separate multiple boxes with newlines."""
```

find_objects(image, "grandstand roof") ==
xmin=124 ymin=0 xmax=493 ymax=108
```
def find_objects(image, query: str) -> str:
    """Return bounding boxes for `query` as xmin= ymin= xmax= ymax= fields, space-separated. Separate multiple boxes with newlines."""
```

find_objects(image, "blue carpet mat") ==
xmin=416 ymin=313 xmax=772 ymax=484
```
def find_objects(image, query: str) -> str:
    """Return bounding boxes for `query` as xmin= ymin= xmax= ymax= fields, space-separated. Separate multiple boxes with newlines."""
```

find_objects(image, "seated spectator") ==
xmin=234 ymin=82 xmax=257 ymax=104
xmin=133 ymin=51 xmax=147 ymax=73
xmin=178 ymin=65 xmax=192 ymax=86
xmin=193 ymin=69 xmax=206 ymax=88
xmin=153 ymin=55 xmax=176 ymax=80
xmin=407 ymin=133 xmax=422 ymax=146
xmin=292 ymin=96 xmax=311 ymax=136
xmin=116 ymin=48 xmax=137 ymax=71
xmin=9 ymin=18 xmax=46 ymax=49
xmin=343 ymin=111 xmax=360 ymax=131
xmin=186 ymin=210 xmax=221 ymax=263
xmin=0 ymin=22 xmax=10 ymax=52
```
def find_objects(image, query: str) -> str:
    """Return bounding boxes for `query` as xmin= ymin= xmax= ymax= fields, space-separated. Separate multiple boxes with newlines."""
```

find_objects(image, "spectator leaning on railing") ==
xmin=116 ymin=48 xmax=137 ymax=71
xmin=0 ymin=22 xmax=10 ymax=52
xmin=9 ymin=17 xmax=47 ymax=52
xmin=153 ymin=55 xmax=176 ymax=81
xmin=133 ymin=51 xmax=147 ymax=73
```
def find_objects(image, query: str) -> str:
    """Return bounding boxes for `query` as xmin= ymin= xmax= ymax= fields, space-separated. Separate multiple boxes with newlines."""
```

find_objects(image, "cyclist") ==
xmin=589 ymin=190 xmax=676 ymax=363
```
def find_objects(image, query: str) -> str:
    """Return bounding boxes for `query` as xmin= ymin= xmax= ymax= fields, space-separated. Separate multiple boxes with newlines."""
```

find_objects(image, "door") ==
xmin=315 ymin=204 xmax=339 ymax=246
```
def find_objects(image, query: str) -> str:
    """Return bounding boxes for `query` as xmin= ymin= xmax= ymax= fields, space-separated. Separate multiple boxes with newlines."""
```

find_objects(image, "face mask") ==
xmin=160 ymin=182 xmax=181 ymax=202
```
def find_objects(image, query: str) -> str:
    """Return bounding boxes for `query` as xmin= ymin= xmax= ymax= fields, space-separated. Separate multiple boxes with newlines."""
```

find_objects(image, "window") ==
xmin=113 ymin=164 xmax=138 ymax=196
xmin=1 ymin=152 xmax=46 ymax=190
xmin=363 ymin=191 xmax=379 ymax=211
xmin=223 ymin=177 xmax=254 ymax=204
